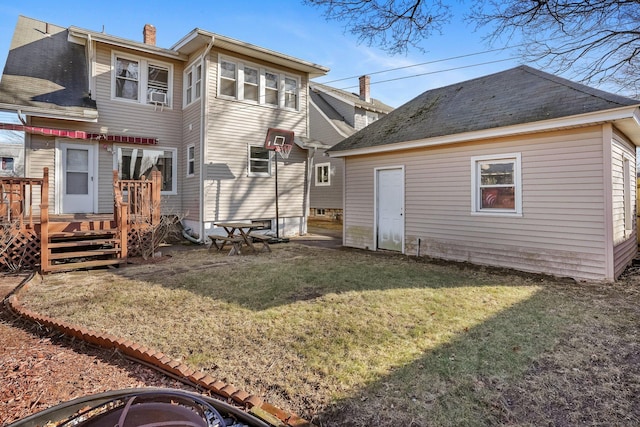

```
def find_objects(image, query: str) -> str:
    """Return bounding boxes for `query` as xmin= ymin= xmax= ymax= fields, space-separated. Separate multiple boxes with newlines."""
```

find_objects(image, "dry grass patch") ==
xmin=21 ymin=244 xmax=640 ymax=426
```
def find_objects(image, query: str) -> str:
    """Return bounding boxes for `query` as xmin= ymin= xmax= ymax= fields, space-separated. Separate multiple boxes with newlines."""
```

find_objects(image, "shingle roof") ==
xmin=0 ymin=16 xmax=97 ymax=118
xmin=310 ymin=81 xmax=394 ymax=114
xmin=309 ymin=89 xmax=356 ymax=137
xmin=328 ymin=65 xmax=640 ymax=153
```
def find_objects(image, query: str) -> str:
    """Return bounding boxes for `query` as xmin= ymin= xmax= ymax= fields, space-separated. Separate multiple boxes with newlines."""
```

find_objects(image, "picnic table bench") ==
xmin=209 ymin=222 xmax=272 ymax=256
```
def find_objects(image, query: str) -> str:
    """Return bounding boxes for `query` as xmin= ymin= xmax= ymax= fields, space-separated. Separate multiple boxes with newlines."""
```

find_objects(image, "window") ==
xmin=315 ymin=163 xmax=330 ymax=186
xmin=187 ymin=145 xmax=195 ymax=176
xmin=471 ymin=153 xmax=521 ymax=215
xmin=185 ymin=62 xmax=202 ymax=105
xmin=1 ymin=157 xmax=14 ymax=171
xmin=316 ymin=208 xmax=326 ymax=216
xmin=284 ymin=77 xmax=298 ymax=109
xmin=243 ymin=66 xmax=259 ymax=102
xmin=115 ymin=57 xmax=139 ymax=100
xmin=248 ymin=145 xmax=271 ymax=176
xmin=264 ymin=71 xmax=279 ymax=106
xmin=113 ymin=53 xmax=173 ymax=106
xmin=116 ymin=147 xmax=177 ymax=194
xmin=220 ymin=60 xmax=237 ymax=97
xmin=218 ymin=56 xmax=301 ymax=110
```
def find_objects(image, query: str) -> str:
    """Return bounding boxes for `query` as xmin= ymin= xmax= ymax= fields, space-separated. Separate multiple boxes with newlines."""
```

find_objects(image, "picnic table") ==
xmin=209 ymin=222 xmax=272 ymax=255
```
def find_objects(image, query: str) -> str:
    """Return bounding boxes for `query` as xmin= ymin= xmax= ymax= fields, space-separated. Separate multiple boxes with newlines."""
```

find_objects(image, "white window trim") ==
xmin=187 ymin=145 xmax=195 ymax=177
xmin=315 ymin=162 xmax=330 ymax=186
xmin=218 ymin=55 xmax=301 ymax=111
xmin=184 ymin=60 xmax=202 ymax=107
xmin=112 ymin=51 xmax=173 ymax=108
xmin=0 ymin=156 xmax=14 ymax=171
xmin=113 ymin=145 xmax=178 ymax=195
xmin=471 ymin=153 xmax=522 ymax=217
xmin=247 ymin=144 xmax=272 ymax=177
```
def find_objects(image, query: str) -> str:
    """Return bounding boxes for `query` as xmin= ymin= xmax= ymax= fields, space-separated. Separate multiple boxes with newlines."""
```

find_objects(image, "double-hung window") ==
xmin=220 ymin=60 xmax=237 ymax=97
xmin=116 ymin=147 xmax=177 ymax=194
xmin=315 ymin=163 xmax=330 ymax=186
xmin=218 ymin=56 xmax=301 ymax=110
xmin=471 ymin=153 xmax=522 ymax=215
xmin=248 ymin=145 xmax=271 ymax=177
xmin=113 ymin=53 xmax=172 ymax=107
xmin=243 ymin=66 xmax=259 ymax=102
xmin=187 ymin=145 xmax=195 ymax=177
xmin=185 ymin=62 xmax=202 ymax=105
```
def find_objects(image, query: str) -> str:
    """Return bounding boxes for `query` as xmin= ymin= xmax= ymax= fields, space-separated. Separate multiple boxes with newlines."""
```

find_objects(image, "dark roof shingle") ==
xmin=329 ymin=65 xmax=640 ymax=153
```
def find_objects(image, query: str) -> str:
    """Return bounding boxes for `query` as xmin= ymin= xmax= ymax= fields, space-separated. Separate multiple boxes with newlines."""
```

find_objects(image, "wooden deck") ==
xmin=1 ymin=168 xmax=162 ymax=273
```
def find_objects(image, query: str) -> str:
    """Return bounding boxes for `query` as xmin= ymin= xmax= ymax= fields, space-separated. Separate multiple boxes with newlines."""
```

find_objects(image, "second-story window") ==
xmin=113 ymin=53 xmax=173 ymax=107
xmin=185 ymin=62 xmax=202 ymax=105
xmin=115 ymin=57 xmax=139 ymax=100
xmin=218 ymin=56 xmax=301 ymax=110
xmin=220 ymin=60 xmax=237 ymax=97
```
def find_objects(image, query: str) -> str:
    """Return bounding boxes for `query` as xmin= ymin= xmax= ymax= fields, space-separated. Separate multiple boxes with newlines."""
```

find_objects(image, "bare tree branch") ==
xmin=469 ymin=0 xmax=640 ymax=94
xmin=304 ymin=0 xmax=452 ymax=54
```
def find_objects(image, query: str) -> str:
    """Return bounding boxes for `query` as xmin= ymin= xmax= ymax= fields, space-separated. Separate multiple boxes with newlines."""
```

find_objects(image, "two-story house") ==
xmin=308 ymin=76 xmax=393 ymax=221
xmin=0 ymin=16 xmax=329 ymax=240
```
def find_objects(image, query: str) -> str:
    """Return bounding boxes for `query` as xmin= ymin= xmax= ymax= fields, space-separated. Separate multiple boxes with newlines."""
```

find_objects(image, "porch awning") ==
xmin=0 ymin=123 xmax=158 ymax=145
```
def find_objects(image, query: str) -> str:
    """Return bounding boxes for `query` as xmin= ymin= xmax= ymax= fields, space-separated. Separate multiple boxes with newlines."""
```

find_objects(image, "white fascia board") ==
xmin=328 ymin=105 xmax=640 ymax=158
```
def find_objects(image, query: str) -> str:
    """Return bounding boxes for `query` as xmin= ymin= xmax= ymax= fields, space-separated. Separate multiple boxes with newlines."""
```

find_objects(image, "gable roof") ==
xmin=309 ymin=89 xmax=357 ymax=138
xmin=310 ymin=81 xmax=394 ymax=114
xmin=0 ymin=16 xmax=98 ymax=121
xmin=328 ymin=65 xmax=640 ymax=156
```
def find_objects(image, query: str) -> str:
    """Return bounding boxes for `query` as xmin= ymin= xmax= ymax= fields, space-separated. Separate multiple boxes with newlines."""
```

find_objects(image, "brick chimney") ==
xmin=359 ymin=75 xmax=371 ymax=103
xmin=143 ymin=24 xmax=156 ymax=46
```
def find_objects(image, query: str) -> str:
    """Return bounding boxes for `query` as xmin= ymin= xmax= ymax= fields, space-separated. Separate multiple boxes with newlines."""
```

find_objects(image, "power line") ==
xmin=316 ymin=44 xmax=525 ymax=85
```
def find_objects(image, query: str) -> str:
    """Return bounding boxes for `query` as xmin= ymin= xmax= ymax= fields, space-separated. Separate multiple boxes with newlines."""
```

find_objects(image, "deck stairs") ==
xmin=43 ymin=219 xmax=125 ymax=273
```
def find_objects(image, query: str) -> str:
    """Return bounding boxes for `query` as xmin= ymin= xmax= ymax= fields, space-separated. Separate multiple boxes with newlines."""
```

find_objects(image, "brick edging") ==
xmin=5 ymin=276 xmax=312 ymax=427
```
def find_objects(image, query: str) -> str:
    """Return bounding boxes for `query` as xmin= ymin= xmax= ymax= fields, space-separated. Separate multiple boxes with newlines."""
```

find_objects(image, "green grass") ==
xmin=21 ymin=244 xmax=640 ymax=426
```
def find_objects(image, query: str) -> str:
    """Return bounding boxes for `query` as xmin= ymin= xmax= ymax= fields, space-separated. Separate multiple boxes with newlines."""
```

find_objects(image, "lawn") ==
xmin=20 ymin=243 xmax=640 ymax=426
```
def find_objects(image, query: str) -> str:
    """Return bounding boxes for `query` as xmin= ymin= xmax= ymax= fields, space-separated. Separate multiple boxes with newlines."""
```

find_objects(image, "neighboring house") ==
xmin=0 ymin=143 xmax=23 ymax=177
xmin=0 ymin=16 xmax=329 ymax=239
xmin=308 ymin=76 xmax=393 ymax=221
xmin=328 ymin=65 xmax=640 ymax=281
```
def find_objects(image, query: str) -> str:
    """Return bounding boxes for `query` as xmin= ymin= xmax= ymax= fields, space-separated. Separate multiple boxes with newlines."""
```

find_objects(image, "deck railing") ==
xmin=0 ymin=168 xmax=48 ymax=229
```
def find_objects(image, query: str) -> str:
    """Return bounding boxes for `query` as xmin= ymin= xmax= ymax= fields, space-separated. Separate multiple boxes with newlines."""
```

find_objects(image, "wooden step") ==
xmin=48 ymin=238 xmax=120 ymax=249
xmin=45 ymin=258 xmax=124 ymax=273
xmin=49 ymin=248 xmax=121 ymax=260
xmin=49 ymin=229 xmax=118 ymax=239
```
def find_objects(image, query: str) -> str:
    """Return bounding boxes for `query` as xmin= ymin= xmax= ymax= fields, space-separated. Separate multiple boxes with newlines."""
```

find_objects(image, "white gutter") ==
xmin=328 ymin=105 xmax=640 ymax=158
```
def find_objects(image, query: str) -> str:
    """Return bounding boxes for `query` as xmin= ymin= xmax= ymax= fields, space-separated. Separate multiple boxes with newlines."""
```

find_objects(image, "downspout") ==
xmin=198 ymin=36 xmax=215 ymax=243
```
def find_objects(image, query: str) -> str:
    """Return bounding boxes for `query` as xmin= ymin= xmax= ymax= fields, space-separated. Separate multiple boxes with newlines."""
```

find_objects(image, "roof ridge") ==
xmin=519 ymin=65 xmax=639 ymax=106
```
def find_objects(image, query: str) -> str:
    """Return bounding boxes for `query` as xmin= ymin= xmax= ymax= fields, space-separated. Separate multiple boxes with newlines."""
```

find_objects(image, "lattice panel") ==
xmin=0 ymin=228 xmax=40 ymax=272
xmin=127 ymin=226 xmax=153 ymax=258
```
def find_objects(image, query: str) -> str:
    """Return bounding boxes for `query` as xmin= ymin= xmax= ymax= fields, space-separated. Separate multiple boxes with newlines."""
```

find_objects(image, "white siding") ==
xmin=344 ymin=126 xmax=615 ymax=281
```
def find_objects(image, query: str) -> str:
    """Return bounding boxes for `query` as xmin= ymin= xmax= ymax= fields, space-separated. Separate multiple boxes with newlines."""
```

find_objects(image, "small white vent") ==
xmin=148 ymin=91 xmax=167 ymax=105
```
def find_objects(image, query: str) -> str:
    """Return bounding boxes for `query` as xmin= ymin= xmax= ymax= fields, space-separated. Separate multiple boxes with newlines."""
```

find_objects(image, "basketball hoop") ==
xmin=275 ymin=143 xmax=292 ymax=159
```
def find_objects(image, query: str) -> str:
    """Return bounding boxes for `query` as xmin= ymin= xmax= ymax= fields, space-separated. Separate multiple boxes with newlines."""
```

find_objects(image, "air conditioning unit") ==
xmin=148 ymin=91 xmax=167 ymax=105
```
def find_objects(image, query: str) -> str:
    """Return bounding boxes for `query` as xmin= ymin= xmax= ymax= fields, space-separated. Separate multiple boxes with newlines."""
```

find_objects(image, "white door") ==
xmin=376 ymin=167 xmax=404 ymax=252
xmin=60 ymin=142 xmax=95 ymax=214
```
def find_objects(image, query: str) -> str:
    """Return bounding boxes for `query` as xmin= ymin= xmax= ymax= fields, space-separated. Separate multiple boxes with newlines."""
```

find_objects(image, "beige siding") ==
xmin=344 ymin=126 xmax=614 ymax=281
xmin=182 ymin=87 xmax=203 ymax=222
xmin=611 ymin=128 xmax=637 ymax=277
xmin=203 ymin=49 xmax=309 ymax=225
xmin=93 ymin=44 xmax=185 ymax=214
